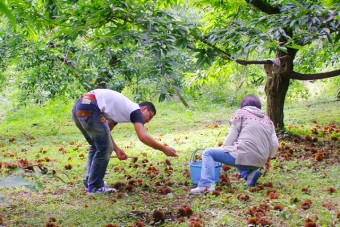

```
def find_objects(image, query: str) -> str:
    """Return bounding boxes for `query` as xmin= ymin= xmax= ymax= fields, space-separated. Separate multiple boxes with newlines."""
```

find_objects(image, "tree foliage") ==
xmin=0 ymin=0 xmax=16 ymax=30
xmin=2 ymin=0 xmax=200 ymax=103
xmin=186 ymin=0 xmax=339 ymax=129
xmin=0 ymin=0 xmax=338 ymax=128
xmin=191 ymin=0 xmax=339 ymax=63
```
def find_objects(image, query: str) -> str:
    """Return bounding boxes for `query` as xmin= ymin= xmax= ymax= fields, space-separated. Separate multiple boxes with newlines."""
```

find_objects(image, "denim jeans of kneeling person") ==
xmin=72 ymin=97 xmax=113 ymax=192
xmin=197 ymin=147 xmax=258 ymax=187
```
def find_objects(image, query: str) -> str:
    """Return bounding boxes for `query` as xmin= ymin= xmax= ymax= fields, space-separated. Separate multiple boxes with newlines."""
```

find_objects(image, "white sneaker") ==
xmin=190 ymin=186 xmax=215 ymax=194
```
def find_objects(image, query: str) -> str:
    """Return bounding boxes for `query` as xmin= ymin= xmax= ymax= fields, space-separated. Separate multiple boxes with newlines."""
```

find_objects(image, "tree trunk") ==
xmin=264 ymin=56 xmax=292 ymax=130
xmin=265 ymin=75 xmax=290 ymax=130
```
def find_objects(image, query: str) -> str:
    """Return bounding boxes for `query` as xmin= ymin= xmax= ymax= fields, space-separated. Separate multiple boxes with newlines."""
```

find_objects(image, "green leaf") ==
xmin=158 ymin=93 xmax=166 ymax=102
xmin=286 ymin=43 xmax=303 ymax=50
xmin=0 ymin=175 xmax=37 ymax=191
xmin=0 ymin=0 xmax=17 ymax=31
xmin=32 ymin=174 xmax=44 ymax=189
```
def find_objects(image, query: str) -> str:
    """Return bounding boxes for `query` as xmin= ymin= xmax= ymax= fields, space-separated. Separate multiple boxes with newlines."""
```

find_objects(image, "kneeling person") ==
xmin=190 ymin=95 xmax=278 ymax=194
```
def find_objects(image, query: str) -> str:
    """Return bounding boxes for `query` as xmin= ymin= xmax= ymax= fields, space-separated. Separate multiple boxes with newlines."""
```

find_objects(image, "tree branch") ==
xmin=236 ymin=59 xmax=272 ymax=65
xmin=199 ymin=39 xmax=233 ymax=60
xmin=285 ymin=69 xmax=340 ymax=80
xmin=236 ymin=55 xmax=290 ymax=65
xmin=245 ymin=0 xmax=281 ymax=15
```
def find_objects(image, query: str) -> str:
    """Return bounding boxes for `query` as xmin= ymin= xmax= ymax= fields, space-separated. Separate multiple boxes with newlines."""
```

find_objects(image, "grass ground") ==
xmin=0 ymin=99 xmax=339 ymax=226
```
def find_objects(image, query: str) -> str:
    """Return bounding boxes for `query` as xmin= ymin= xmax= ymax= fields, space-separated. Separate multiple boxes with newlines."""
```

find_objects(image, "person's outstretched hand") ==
xmin=115 ymin=148 xmax=128 ymax=160
xmin=163 ymin=146 xmax=178 ymax=157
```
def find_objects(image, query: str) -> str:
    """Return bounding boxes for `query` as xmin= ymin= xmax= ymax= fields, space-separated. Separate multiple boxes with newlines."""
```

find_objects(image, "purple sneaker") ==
xmin=84 ymin=180 xmax=107 ymax=191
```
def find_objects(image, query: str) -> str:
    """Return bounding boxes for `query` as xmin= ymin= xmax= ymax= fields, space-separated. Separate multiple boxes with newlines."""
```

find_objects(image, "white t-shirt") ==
xmin=91 ymin=89 xmax=141 ymax=123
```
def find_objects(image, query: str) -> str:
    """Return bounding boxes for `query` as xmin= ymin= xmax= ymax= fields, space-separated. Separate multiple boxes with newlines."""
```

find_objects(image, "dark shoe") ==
xmin=246 ymin=170 xmax=261 ymax=186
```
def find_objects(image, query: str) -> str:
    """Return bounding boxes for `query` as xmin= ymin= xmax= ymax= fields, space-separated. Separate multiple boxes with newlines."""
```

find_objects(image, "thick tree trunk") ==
xmin=264 ymin=56 xmax=292 ymax=130
xmin=265 ymin=74 xmax=290 ymax=130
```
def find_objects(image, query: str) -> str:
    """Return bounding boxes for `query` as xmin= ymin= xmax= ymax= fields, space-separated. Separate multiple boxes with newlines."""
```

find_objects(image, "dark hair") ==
xmin=139 ymin=101 xmax=157 ymax=115
xmin=240 ymin=94 xmax=262 ymax=109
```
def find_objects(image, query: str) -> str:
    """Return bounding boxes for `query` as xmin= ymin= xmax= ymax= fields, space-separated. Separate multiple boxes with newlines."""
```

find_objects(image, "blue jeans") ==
xmin=198 ymin=147 xmax=258 ymax=187
xmin=72 ymin=97 xmax=113 ymax=190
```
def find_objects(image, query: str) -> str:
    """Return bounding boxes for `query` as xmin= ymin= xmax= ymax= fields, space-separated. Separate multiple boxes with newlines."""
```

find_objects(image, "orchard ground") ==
xmin=0 ymin=99 xmax=339 ymax=226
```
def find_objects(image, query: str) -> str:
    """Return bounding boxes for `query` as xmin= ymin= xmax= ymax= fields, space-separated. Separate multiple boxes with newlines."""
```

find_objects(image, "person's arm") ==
xmin=133 ymin=122 xmax=178 ymax=157
xmin=265 ymin=128 xmax=279 ymax=174
xmin=264 ymin=157 xmax=272 ymax=176
xmin=266 ymin=157 xmax=272 ymax=167
xmin=105 ymin=119 xmax=128 ymax=160
xmin=107 ymin=119 xmax=117 ymax=131
xmin=110 ymin=135 xmax=128 ymax=160
xmin=223 ymin=124 xmax=239 ymax=147
xmin=269 ymin=128 xmax=279 ymax=157
xmin=223 ymin=109 xmax=242 ymax=147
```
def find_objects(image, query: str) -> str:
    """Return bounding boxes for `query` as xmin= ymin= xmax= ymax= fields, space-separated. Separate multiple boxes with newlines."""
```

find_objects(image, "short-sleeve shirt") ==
xmin=91 ymin=89 xmax=145 ymax=124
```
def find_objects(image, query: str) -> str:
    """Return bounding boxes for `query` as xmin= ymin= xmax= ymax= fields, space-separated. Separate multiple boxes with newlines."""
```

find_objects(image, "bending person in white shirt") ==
xmin=72 ymin=89 xmax=178 ymax=194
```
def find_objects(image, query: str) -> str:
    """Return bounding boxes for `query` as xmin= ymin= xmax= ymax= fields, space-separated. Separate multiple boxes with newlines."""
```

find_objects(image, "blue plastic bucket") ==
xmin=190 ymin=148 xmax=222 ymax=185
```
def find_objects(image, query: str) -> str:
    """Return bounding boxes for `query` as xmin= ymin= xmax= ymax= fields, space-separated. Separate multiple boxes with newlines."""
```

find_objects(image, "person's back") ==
xmin=190 ymin=94 xmax=279 ymax=194
xmin=91 ymin=89 xmax=140 ymax=123
xmin=227 ymin=106 xmax=276 ymax=167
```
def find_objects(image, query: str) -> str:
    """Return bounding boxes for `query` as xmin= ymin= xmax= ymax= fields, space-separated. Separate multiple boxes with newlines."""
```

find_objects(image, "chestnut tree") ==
xmin=190 ymin=0 xmax=339 ymax=129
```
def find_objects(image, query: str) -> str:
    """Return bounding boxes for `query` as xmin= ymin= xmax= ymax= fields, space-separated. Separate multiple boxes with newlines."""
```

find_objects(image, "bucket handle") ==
xmin=190 ymin=148 xmax=222 ymax=167
xmin=190 ymin=148 xmax=205 ymax=162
